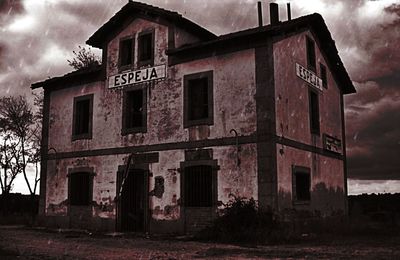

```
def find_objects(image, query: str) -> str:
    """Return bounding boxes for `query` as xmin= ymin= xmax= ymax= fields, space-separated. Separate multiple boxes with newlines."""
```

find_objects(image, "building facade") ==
xmin=32 ymin=2 xmax=355 ymax=233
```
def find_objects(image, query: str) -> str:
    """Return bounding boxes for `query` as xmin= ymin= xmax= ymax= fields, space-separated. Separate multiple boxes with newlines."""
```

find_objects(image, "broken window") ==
xmin=184 ymin=71 xmax=213 ymax=127
xmin=119 ymin=37 xmax=134 ymax=67
xmin=69 ymin=172 xmax=91 ymax=206
xmin=72 ymin=94 xmax=93 ymax=140
xmin=306 ymin=36 xmax=316 ymax=72
xmin=309 ymin=90 xmax=320 ymax=135
xmin=184 ymin=165 xmax=213 ymax=207
xmin=138 ymin=31 xmax=153 ymax=66
xmin=122 ymin=88 xmax=146 ymax=134
xmin=292 ymin=166 xmax=311 ymax=202
xmin=320 ymin=63 xmax=327 ymax=88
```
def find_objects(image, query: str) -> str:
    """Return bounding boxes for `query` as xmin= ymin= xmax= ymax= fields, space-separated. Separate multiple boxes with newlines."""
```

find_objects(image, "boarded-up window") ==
xmin=72 ymin=94 xmax=93 ymax=140
xmin=309 ymin=90 xmax=320 ymax=134
xmin=138 ymin=31 xmax=153 ymax=66
xmin=119 ymin=38 xmax=133 ymax=67
xmin=184 ymin=71 xmax=213 ymax=127
xmin=69 ymin=172 xmax=91 ymax=206
xmin=292 ymin=166 xmax=311 ymax=202
xmin=184 ymin=165 xmax=213 ymax=207
xmin=306 ymin=36 xmax=316 ymax=72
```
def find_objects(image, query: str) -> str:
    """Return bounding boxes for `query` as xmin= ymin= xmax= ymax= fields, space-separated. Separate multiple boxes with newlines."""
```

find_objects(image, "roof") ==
xmin=31 ymin=65 xmax=102 ymax=90
xmin=32 ymin=3 xmax=355 ymax=94
xmin=168 ymin=13 xmax=356 ymax=94
xmin=86 ymin=1 xmax=217 ymax=48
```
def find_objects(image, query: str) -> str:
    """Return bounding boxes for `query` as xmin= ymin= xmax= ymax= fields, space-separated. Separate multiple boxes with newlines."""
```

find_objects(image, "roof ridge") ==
xmin=128 ymin=1 xmax=182 ymax=18
xmin=87 ymin=1 xmax=216 ymax=48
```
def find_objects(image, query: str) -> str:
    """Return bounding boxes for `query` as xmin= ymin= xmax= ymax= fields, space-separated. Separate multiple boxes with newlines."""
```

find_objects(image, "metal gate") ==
xmin=183 ymin=165 xmax=216 ymax=233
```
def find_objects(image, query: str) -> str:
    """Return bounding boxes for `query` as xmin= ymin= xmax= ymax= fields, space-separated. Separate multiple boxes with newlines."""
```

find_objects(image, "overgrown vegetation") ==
xmin=196 ymin=196 xmax=293 ymax=243
xmin=67 ymin=45 xmax=101 ymax=70
xmin=196 ymin=194 xmax=400 ymax=244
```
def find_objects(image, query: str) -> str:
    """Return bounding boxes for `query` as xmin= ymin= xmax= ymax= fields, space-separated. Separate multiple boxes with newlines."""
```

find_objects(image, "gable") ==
xmin=86 ymin=1 xmax=216 ymax=49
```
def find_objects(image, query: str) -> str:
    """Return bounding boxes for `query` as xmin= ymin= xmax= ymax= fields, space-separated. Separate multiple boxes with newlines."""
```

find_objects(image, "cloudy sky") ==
xmin=0 ymin=0 xmax=399 ymax=195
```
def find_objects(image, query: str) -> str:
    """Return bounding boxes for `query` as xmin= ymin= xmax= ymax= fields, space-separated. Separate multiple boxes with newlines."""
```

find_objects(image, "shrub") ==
xmin=196 ymin=195 xmax=290 ymax=243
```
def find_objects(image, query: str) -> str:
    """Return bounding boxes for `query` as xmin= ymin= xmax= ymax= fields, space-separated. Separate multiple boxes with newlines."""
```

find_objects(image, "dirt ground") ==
xmin=0 ymin=225 xmax=399 ymax=259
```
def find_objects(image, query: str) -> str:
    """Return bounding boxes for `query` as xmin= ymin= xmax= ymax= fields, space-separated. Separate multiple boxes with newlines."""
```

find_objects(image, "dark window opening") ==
xmin=188 ymin=78 xmax=209 ymax=120
xmin=293 ymin=169 xmax=311 ymax=201
xmin=320 ymin=63 xmax=327 ymax=88
xmin=309 ymin=90 xmax=320 ymax=134
xmin=184 ymin=71 xmax=213 ymax=127
xmin=184 ymin=165 xmax=213 ymax=207
xmin=306 ymin=37 xmax=316 ymax=71
xmin=119 ymin=38 xmax=133 ymax=67
xmin=122 ymin=88 xmax=146 ymax=134
xmin=138 ymin=32 xmax=153 ymax=65
xmin=72 ymin=94 xmax=93 ymax=140
xmin=69 ymin=172 xmax=91 ymax=206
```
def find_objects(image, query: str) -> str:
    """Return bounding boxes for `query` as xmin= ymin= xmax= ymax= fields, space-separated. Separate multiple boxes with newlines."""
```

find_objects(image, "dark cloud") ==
xmin=0 ymin=0 xmax=399 ymax=185
xmin=345 ymin=76 xmax=400 ymax=180
xmin=315 ymin=0 xmax=400 ymax=181
xmin=0 ymin=0 xmax=24 ymax=15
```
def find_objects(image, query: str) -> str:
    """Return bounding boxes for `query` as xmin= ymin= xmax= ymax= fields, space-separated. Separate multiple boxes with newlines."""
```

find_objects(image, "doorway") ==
xmin=117 ymin=169 xmax=148 ymax=232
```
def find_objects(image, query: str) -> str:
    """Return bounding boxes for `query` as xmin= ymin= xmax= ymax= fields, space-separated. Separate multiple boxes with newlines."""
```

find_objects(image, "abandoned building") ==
xmin=32 ymin=1 xmax=356 ymax=233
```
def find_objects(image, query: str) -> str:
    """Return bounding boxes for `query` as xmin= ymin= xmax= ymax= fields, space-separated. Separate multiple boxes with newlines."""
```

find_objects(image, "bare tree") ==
xmin=0 ymin=96 xmax=35 ymax=195
xmin=67 ymin=45 xmax=101 ymax=70
xmin=29 ymin=92 xmax=43 ymax=195
xmin=0 ymin=132 xmax=22 ymax=195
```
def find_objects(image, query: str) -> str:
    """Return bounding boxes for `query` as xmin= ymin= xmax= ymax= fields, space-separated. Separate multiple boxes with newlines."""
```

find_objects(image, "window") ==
xmin=184 ymin=165 xmax=213 ymax=207
xmin=309 ymin=90 xmax=320 ymax=135
xmin=69 ymin=172 xmax=92 ymax=206
xmin=122 ymin=88 xmax=147 ymax=134
xmin=184 ymin=71 xmax=213 ymax=128
xmin=72 ymin=94 xmax=93 ymax=140
xmin=320 ymin=63 xmax=327 ymax=88
xmin=119 ymin=37 xmax=134 ymax=68
xmin=292 ymin=166 xmax=311 ymax=202
xmin=306 ymin=36 xmax=316 ymax=72
xmin=138 ymin=30 xmax=154 ymax=66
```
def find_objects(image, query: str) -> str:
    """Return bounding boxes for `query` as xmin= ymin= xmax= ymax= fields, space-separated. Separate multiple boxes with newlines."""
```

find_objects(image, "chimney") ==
xmin=258 ymin=1 xmax=263 ymax=27
xmin=270 ymin=3 xmax=279 ymax=25
xmin=287 ymin=3 xmax=292 ymax=21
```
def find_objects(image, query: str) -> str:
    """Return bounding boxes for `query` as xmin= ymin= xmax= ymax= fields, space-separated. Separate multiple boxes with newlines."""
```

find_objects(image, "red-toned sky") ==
xmin=0 ymin=0 xmax=399 ymax=194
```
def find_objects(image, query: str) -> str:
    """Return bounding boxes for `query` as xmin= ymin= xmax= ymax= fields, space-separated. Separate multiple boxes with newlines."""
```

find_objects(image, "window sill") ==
xmin=121 ymin=127 xmax=147 ymax=136
xmin=118 ymin=65 xmax=133 ymax=73
xmin=184 ymin=206 xmax=214 ymax=209
xmin=71 ymin=133 xmax=92 ymax=141
xmin=310 ymin=130 xmax=320 ymax=136
xmin=184 ymin=118 xmax=213 ymax=128
xmin=293 ymin=200 xmax=311 ymax=206
xmin=307 ymin=65 xmax=316 ymax=73
xmin=137 ymin=59 xmax=153 ymax=68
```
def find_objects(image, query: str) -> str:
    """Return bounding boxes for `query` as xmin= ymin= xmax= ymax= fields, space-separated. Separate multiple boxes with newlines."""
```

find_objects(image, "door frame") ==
xmin=116 ymin=163 xmax=150 ymax=232
xmin=180 ymin=159 xmax=219 ymax=233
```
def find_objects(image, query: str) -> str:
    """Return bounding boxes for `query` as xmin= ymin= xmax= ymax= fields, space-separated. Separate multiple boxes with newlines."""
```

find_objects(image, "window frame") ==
xmin=320 ymin=63 xmax=327 ymax=89
xmin=122 ymin=86 xmax=147 ymax=135
xmin=292 ymin=165 xmax=311 ymax=204
xmin=183 ymin=70 xmax=214 ymax=128
xmin=137 ymin=29 xmax=155 ymax=67
xmin=180 ymin=159 xmax=218 ymax=208
xmin=309 ymin=89 xmax=320 ymax=135
xmin=72 ymin=94 xmax=93 ymax=141
xmin=306 ymin=36 xmax=316 ymax=72
xmin=68 ymin=168 xmax=94 ymax=207
xmin=118 ymin=36 xmax=135 ymax=71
